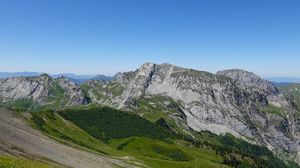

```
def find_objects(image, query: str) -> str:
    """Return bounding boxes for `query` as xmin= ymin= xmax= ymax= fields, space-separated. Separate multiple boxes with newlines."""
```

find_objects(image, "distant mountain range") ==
xmin=267 ymin=77 xmax=300 ymax=83
xmin=0 ymin=72 xmax=113 ymax=84
xmin=1 ymin=72 xmax=299 ymax=84
xmin=0 ymin=72 xmax=41 ymax=78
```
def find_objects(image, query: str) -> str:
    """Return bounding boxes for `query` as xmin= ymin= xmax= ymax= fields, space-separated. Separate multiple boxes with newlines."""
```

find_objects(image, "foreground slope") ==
xmin=0 ymin=155 xmax=58 ymax=168
xmin=0 ymin=108 xmax=131 ymax=168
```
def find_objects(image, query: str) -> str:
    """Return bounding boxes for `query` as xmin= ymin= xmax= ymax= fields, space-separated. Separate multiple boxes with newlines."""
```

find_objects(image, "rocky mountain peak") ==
xmin=57 ymin=76 xmax=76 ymax=86
xmin=39 ymin=73 xmax=51 ymax=79
xmin=217 ymin=69 xmax=279 ymax=95
xmin=136 ymin=62 xmax=156 ymax=76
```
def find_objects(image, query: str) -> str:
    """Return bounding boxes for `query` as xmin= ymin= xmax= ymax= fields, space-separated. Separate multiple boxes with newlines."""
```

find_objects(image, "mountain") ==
xmin=268 ymin=77 xmax=300 ymax=83
xmin=82 ymin=63 xmax=300 ymax=163
xmin=0 ymin=72 xmax=41 ymax=78
xmin=0 ymin=72 xmax=113 ymax=84
xmin=1 ymin=63 xmax=300 ymax=167
xmin=0 ymin=74 xmax=88 ymax=110
xmin=91 ymin=74 xmax=113 ymax=81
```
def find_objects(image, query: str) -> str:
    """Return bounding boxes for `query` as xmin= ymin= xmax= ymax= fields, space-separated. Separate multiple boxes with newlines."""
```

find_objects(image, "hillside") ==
xmin=0 ymin=108 xmax=131 ymax=168
xmin=0 ymin=75 xmax=89 ymax=111
xmin=30 ymin=106 xmax=299 ymax=168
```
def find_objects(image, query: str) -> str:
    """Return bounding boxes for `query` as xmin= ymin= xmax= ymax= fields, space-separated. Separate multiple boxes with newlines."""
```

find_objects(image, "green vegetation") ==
xmin=131 ymin=95 xmax=189 ymax=137
xmin=107 ymin=82 xmax=125 ymax=97
xmin=46 ymin=81 xmax=66 ymax=108
xmin=59 ymin=107 xmax=170 ymax=141
xmin=151 ymin=144 xmax=190 ymax=161
xmin=110 ymin=137 xmax=226 ymax=168
xmin=170 ymin=69 xmax=230 ymax=84
xmin=188 ymin=131 xmax=299 ymax=168
xmin=170 ymin=69 xmax=214 ymax=79
xmin=81 ymin=82 xmax=109 ymax=101
xmin=29 ymin=108 xmax=227 ymax=168
xmin=29 ymin=110 xmax=119 ymax=155
xmin=11 ymin=99 xmax=34 ymax=109
xmin=0 ymin=98 xmax=43 ymax=112
xmin=111 ymin=137 xmax=226 ymax=168
xmin=261 ymin=104 xmax=285 ymax=117
xmin=130 ymin=95 xmax=186 ymax=127
xmin=81 ymin=81 xmax=124 ymax=102
xmin=28 ymin=106 xmax=300 ymax=168
xmin=0 ymin=155 xmax=57 ymax=168
xmin=134 ymin=95 xmax=183 ymax=115
xmin=49 ymin=81 xmax=65 ymax=98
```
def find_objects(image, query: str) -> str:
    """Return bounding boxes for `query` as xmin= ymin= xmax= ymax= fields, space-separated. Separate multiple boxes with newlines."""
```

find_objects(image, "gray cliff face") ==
xmin=84 ymin=63 xmax=300 ymax=162
xmin=216 ymin=69 xmax=291 ymax=109
xmin=56 ymin=77 xmax=89 ymax=106
xmin=0 ymin=74 xmax=88 ymax=109
xmin=217 ymin=69 xmax=279 ymax=95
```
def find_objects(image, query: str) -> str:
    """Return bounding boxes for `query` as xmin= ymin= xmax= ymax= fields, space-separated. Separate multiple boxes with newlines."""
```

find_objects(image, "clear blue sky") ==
xmin=0 ymin=0 xmax=299 ymax=77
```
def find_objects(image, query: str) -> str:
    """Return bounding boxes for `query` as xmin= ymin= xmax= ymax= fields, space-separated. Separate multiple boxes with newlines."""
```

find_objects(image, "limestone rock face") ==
xmin=57 ymin=77 xmax=89 ymax=106
xmin=0 ymin=74 xmax=88 ymax=109
xmin=217 ymin=69 xmax=279 ymax=95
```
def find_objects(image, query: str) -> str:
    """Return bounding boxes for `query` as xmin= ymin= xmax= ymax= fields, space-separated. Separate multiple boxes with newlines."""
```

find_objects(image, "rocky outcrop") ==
xmin=217 ymin=69 xmax=279 ymax=95
xmin=57 ymin=77 xmax=89 ymax=106
xmin=0 ymin=74 xmax=88 ymax=109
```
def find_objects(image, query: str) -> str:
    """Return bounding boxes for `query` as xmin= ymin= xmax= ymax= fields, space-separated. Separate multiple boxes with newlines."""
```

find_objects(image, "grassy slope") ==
xmin=29 ymin=107 xmax=300 ymax=168
xmin=110 ymin=137 xmax=227 ymax=168
xmin=261 ymin=104 xmax=286 ymax=118
xmin=29 ymin=108 xmax=227 ymax=168
xmin=59 ymin=107 xmax=170 ymax=141
xmin=80 ymin=81 xmax=124 ymax=103
xmin=29 ymin=111 xmax=119 ymax=156
xmin=130 ymin=95 xmax=189 ymax=137
xmin=0 ymin=155 xmax=57 ymax=168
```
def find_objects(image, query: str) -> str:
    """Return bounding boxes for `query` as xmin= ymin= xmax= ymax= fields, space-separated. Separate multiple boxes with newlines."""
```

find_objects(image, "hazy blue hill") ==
xmin=273 ymin=82 xmax=297 ymax=87
xmin=268 ymin=77 xmax=300 ymax=83
xmin=0 ymin=72 xmax=41 ymax=78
